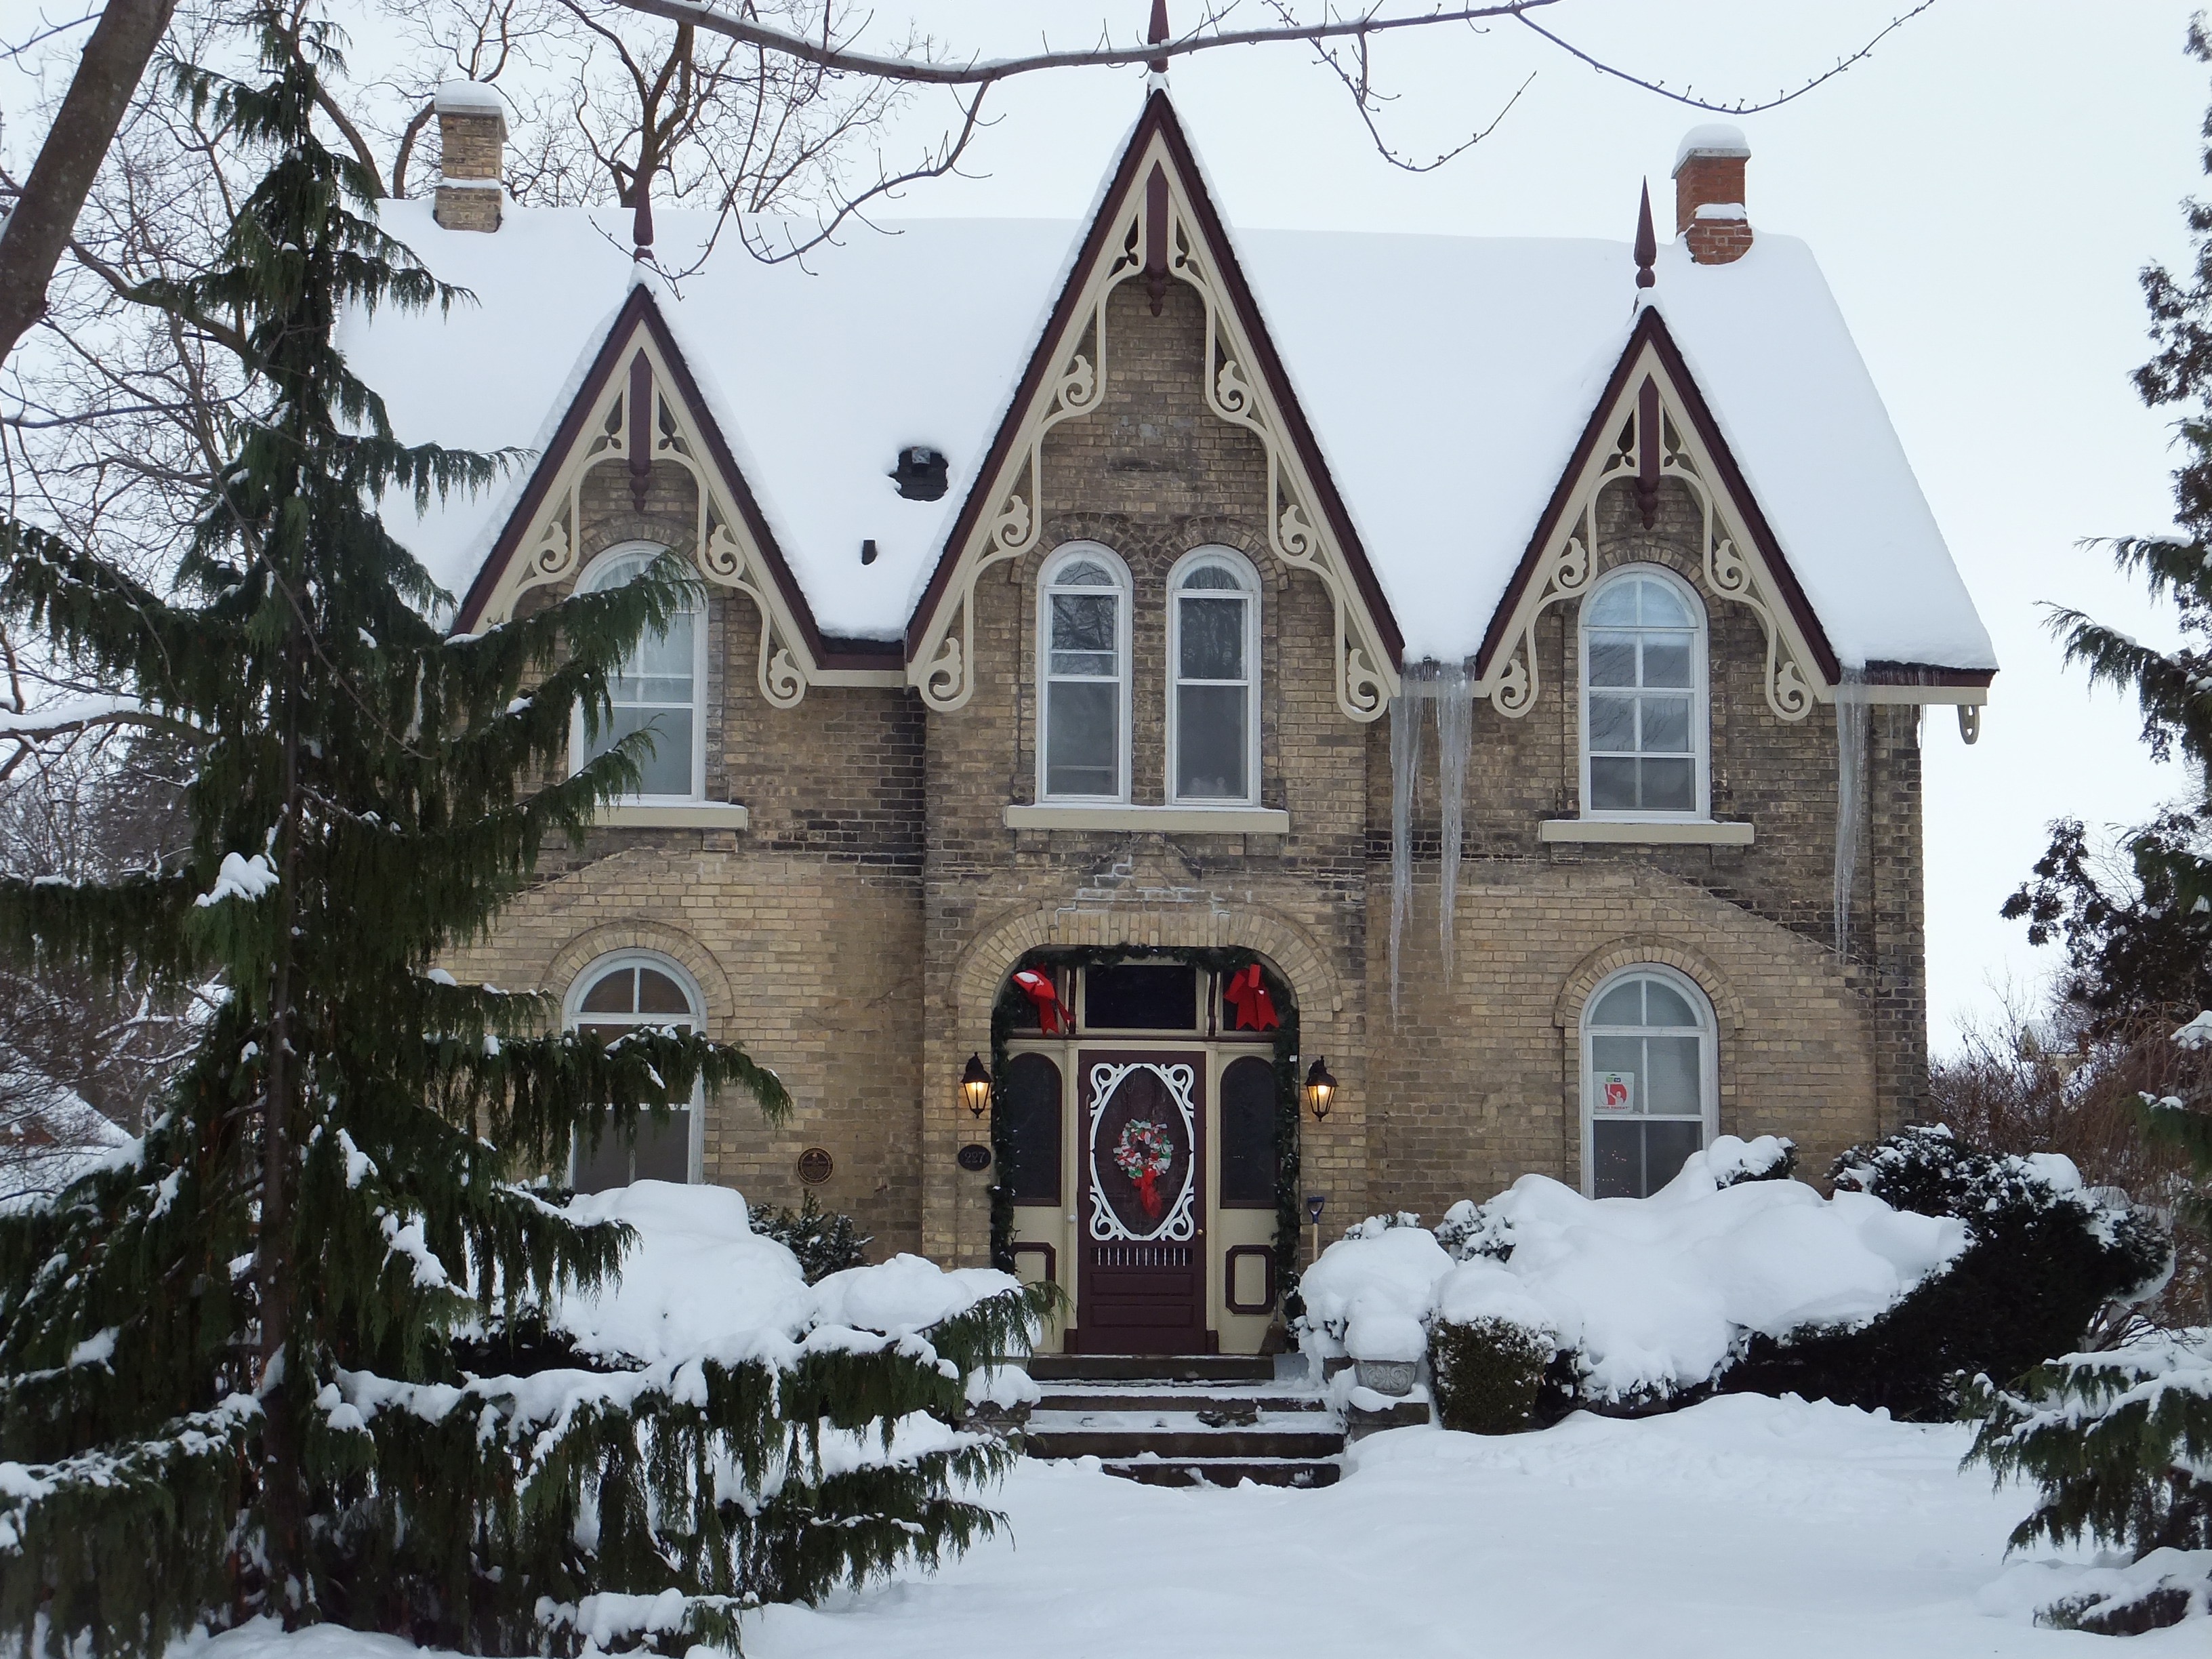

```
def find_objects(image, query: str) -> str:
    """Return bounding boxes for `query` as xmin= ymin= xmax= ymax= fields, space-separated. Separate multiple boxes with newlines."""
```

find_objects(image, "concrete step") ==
xmin=1023 ymin=1411 xmax=1344 ymax=1462
xmin=1103 ymin=1456 xmax=1342 ymax=1489
xmin=1029 ymin=1353 xmax=1273 ymax=1384
xmin=1035 ymin=1389 xmax=1326 ymax=1416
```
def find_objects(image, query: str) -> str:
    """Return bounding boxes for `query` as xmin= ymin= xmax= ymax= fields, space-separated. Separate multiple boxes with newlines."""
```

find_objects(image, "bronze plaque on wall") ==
xmin=796 ymin=1147 xmax=834 ymax=1185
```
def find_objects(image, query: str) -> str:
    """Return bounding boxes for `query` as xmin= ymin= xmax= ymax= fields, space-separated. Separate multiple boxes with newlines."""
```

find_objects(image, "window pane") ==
xmin=1590 ymin=983 xmax=1642 ymax=1026
xmin=1587 ymin=585 xmax=1637 ymax=626
xmin=1646 ymin=1034 xmax=1702 ymax=1115
xmin=1641 ymin=696 xmax=1692 ymax=754
xmin=1643 ymin=1120 xmax=1704 ymax=1193
xmin=594 ymin=706 xmax=693 ymax=796
xmin=630 ymin=610 xmax=695 ymax=681
xmin=1045 ymin=681 xmax=1118 ymax=796
xmin=1589 ymin=635 xmax=1637 ymax=687
xmin=1638 ymin=582 xmax=1692 ymax=628
xmin=633 ymin=1109 xmax=692 ymax=1184
xmin=1003 ymin=1053 xmax=1063 ymax=1205
xmin=1084 ymin=964 xmax=1198 ymax=1029
xmin=1056 ymin=558 xmax=1113 ymax=586
xmin=1179 ymin=596 xmax=1246 ymax=680
xmin=1642 ymin=981 xmax=1696 ymax=1027
xmin=572 ymin=1119 xmax=632 ymax=1194
xmin=636 ymin=968 xmax=693 ymax=1015
xmin=1591 ymin=1120 xmax=1641 ymax=1198
xmin=1051 ymin=592 xmax=1117 ymax=655
xmin=1643 ymin=638 xmax=1693 ymax=689
xmin=1176 ymin=684 xmax=1248 ymax=799
xmin=579 ymin=968 xmax=634 ymax=1014
xmin=1220 ymin=1056 xmax=1277 ymax=1205
xmin=1048 ymin=650 xmax=1116 ymax=678
xmin=1589 ymin=756 xmax=1638 ymax=812
xmin=1588 ymin=695 xmax=1635 ymax=754
xmin=1639 ymin=757 xmax=1696 ymax=812
xmin=1591 ymin=1035 xmax=1643 ymax=1113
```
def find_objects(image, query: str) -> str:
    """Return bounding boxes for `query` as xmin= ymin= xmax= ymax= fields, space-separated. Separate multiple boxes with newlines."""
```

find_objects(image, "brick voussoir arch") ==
xmin=951 ymin=897 xmax=1345 ymax=1030
xmin=541 ymin=920 xmax=737 ymax=1034
xmin=1552 ymin=936 xmax=1744 ymax=1037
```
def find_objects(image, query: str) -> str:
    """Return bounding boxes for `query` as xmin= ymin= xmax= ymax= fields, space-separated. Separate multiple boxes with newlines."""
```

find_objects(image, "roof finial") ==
xmin=1147 ymin=0 xmax=1170 ymax=81
xmin=1633 ymin=180 xmax=1656 ymax=290
xmin=632 ymin=167 xmax=656 ymax=266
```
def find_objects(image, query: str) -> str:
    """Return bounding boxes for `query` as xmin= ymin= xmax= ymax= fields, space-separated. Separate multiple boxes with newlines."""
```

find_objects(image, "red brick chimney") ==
xmin=433 ymin=82 xmax=506 ymax=233
xmin=1673 ymin=124 xmax=1753 ymax=266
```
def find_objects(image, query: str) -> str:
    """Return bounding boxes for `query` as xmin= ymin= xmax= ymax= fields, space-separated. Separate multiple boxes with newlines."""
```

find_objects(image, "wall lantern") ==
xmin=1303 ymin=1056 xmax=1337 ymax=1122
xmin=960 ymin=1052 xmax=994 ymax=1120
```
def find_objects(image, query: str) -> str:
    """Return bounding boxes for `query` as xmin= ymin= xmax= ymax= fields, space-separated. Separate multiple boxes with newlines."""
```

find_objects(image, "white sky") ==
xmin=4 ymin=1 xmax=2205 ymax=1048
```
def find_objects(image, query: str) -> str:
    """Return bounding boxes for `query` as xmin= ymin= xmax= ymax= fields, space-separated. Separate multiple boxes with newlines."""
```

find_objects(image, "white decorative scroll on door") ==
xmin=1084 ymin=1061 xmax=1199 ymax=1245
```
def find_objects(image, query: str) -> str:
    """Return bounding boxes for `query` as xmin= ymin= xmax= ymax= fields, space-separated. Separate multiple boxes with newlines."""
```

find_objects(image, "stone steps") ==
xmin=1029 ymin=1353 xmax=1273 ymax=1384
xmin=1021 ymin=1355 xmax=1349 ymax=1486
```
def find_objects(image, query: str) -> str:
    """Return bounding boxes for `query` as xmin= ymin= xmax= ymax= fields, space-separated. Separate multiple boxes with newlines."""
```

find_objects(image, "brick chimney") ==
xmin=433 ymin=82 xmax=506 ymax=232
xmin=1673 ymin=123 xmax=1753 ymax=266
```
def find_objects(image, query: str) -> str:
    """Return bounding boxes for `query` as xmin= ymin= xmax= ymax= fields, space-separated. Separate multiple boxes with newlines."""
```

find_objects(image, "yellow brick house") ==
xmin=349 ymin=89 xmax=1996 ymax=1354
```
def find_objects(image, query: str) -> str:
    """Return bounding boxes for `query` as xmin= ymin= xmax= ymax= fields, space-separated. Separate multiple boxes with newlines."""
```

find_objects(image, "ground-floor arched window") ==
xmin=1582 ymin=965 xmax=1717 ymax=1199
xmin=566 ymin=952 xmax=704 ymax=1191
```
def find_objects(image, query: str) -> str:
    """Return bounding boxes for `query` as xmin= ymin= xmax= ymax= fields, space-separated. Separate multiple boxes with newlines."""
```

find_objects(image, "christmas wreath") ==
xmin=1112 ymin=1118 xmax=1177 ymax=1220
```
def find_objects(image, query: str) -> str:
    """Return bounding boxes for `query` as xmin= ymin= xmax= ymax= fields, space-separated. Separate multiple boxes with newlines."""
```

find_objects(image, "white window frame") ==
xmin=1578 ymin=963 xmax=1718 ymax=1200
xmin=1577 ymin=563 xmax=1710 ymax=823
xmin=1166 ymin=546 xmax=1262 ymax=808
xmin=569 ymin=541 xmax=708 ymax=805
xmin=563 ymin=950 xmax=708 ymax=1185
xmin=1036 ymin=541 xmax=1132 ymax=804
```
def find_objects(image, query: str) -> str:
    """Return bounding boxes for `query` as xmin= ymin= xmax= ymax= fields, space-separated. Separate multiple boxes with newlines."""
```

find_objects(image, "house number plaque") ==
xmin=956 ymin=1143 xmax=993 ymax=1173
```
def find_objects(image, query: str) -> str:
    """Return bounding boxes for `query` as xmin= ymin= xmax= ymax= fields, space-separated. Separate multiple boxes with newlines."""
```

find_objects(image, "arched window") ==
xmin=573 ymin=543 xmax=703 ymax=802
xmin=566 ymin=953 xmax=703 ymax=1191
xmin=1038 ymin=544 xmax=1130 ymax=801
xmin=1580 ymin=566 xmax=1706 ymax=819
xmin=1168 ymin=548 xmax=1259 ymax=804
xmin=1582 ymin=966 xmax=1717 ymax=1200
xmin=1218 ymin=1054 xmax=1277 ymax=1207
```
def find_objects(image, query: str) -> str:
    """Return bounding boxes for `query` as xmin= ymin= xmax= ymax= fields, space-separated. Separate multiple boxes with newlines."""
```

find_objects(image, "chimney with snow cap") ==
xmin=433 ymin=81 xmax=506 ymax=233
xmin=1673 ymin=123 xmax=1752 ymax=266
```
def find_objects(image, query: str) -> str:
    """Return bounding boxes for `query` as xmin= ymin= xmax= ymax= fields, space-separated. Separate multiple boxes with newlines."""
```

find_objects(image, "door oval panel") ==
xmin=1085 ymin=1061 xmax=1197 ymax=1244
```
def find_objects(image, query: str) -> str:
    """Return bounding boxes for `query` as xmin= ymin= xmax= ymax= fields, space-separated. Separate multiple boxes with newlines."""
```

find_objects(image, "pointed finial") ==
xmin=1148 ymin=0 xmax=1170 ymax=77
xmin=1633 ymin=180 xmax=1656 ymax=290
xmin=632 ymin=171 xmax=656 ymax=265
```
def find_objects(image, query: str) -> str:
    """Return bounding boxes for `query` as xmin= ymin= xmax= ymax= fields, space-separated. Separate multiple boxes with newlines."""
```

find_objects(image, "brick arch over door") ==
xmin=951 ymin=898 xmax=1346 ymax=1043
xmin=541 ymin=920 xmax=737 ymax=1036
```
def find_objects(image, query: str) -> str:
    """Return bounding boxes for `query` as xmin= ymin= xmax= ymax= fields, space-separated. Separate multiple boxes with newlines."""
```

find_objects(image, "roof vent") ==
xmin=890 ymin=446 xmax=949 ymax=501
xmin=1673 ymin=123 xmax=1753 ymax=266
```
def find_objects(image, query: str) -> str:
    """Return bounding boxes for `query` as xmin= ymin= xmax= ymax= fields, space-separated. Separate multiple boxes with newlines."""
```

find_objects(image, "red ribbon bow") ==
xmin=1012 ymin=969 xmax=1072 ymax=1035
xmin=1224 ymin=963 xmax=1279 ymax=1032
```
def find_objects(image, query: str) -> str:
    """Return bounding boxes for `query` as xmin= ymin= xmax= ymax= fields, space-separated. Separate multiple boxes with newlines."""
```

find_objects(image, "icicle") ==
xmin=1435 ymin=664 xmax=1473 ymax=982
xmin=1389 ymin=682 xmax=1424 ymax=1021
xmin=1832 ymin=667 xmax=1868 ymax=958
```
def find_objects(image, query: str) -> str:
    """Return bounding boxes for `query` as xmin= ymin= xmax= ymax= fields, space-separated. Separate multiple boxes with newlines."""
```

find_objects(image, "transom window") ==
xmin=1581 ymin=967 xmax=1717 ymax=1200
xmin=573 ymin=544 xmax=702 ymax=801
xmin=1039 ymin=544 xmax=1130 ymax=801
xmin=1580 ymin=567 xmax=1706 ymax=819
xmin=1169 ymin=549 xmax=1259 ymax=804
xmin=566 ymin=953 xmax=703 ymax=1191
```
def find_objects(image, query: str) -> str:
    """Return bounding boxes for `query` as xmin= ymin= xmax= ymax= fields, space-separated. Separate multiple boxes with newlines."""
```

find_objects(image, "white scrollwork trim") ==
xmin=1084 ymin=1061 xmax=1200 ymax=1246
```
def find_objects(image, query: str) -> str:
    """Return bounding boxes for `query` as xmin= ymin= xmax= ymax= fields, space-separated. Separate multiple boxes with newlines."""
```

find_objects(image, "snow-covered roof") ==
xmin=344 ymin=168 xmax=1993 ymax=673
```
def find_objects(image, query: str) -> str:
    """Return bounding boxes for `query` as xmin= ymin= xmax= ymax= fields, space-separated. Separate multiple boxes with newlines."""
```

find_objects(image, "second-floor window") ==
xmin=1040 ymin=544 xmax=1130 ymax=800
xmin=1169 ymin=548 xmax=1259 ymax=804
xmin=1580 ymin=565 xmax=1707 ymax=819
xmin=573 ymin=543 xmax=703 ymax=802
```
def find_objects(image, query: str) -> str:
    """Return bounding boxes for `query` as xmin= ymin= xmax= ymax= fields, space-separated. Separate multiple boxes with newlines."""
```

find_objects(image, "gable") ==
xmin=452 ymin=287 xmax=898 ymax=701
xmin=904 ymin=91 xmax=1404 ymax=722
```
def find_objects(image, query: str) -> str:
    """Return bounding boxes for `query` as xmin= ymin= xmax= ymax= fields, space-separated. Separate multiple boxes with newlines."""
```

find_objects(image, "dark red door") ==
xmin=1075 ymin=1052 xmax=1207 ymax=1353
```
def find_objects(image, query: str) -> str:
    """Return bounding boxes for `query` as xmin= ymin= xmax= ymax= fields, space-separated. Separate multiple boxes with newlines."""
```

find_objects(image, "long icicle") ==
xmin=1389 ymin=680 xmax=1424 ymax=1021
xmin=1832 ymin=668 xmax=1869 ymax=958
xmin=1435 ymin=664 xmax=1473 ymax=984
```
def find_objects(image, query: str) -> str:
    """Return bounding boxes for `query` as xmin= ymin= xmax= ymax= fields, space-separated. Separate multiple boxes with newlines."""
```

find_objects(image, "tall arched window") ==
xmin=1580 ymin=566 xmax=1707 ymax=820
xmin=1168 ymin=548 xmax=1259 ymax=805
xmin=1582 ymin=966 xmax=1717 ymax=1200
xmin=1038 ymin=544 xmax=1130 ymax=801
xmin=572 ymin=543 xmax=703 ymax=802
xmin=566 ymin=953 xmax=703 ymax=1191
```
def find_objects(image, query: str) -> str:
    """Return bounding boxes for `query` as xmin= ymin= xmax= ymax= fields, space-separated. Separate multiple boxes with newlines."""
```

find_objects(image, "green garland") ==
xmin=987 ymin=945 xmax=1304 ymax=1316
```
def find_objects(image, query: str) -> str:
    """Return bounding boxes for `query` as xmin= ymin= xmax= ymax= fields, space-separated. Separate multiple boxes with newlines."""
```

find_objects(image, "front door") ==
xmin=1075 ymin=1051 xmax=1208 ymax=1353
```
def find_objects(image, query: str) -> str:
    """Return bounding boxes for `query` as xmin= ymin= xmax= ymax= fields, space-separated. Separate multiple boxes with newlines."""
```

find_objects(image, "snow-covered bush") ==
xmin=1724 ymin=1126 xmax=2171 ymax=1418
xmin=749 ymin=1191 xmax=872 ymax=1284
xmin=1963 ymin=1332 xmax=2212 ymax=1633
xmin=1294 ymin=1219 xmax=1452 ymax=1363
xmin=1428 ymin=1261 xmax=1559 ymax=1433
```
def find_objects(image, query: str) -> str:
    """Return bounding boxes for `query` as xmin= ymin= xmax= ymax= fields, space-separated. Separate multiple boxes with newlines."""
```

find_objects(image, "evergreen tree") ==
xmin=0 ymin=10 xmax=1045 ymax=1652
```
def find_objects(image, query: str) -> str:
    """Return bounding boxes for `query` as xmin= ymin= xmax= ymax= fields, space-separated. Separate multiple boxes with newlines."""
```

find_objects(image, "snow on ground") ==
xmin=737 ymin=1397 xmax=2196 ymax=1659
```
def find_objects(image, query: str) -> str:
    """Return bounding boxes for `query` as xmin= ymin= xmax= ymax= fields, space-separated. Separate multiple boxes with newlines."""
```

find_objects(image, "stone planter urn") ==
xmin=1353 ymin=1357 xmax=1418 ymax=1397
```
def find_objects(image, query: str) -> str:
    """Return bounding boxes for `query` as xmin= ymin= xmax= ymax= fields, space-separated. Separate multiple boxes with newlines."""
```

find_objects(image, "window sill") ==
xmin=1004 ymin=804 xmax=1289 ymax=834
xmin=595 ymin=801 xmax=750 ymax=830
xmin=1540 ymin=818 xmax=1752 ymax=846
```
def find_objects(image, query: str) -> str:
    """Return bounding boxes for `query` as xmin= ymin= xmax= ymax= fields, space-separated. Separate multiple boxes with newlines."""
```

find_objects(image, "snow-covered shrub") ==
xmin=1963 ymin=1332 xmax=2212 ymax=1633
xmin=1428 ymin=1261 xmax=1559 ymax=1434
xmin=1723 ymin=1126 xmax=2171 ymax=1418
xmin=1708 ymin=1133 xmax=1797 ymax=1187
xmin=1294 ymin=1221 xmax=1452 ymax=1362
xmin=750 ymin=1191 xmax=872 ymax=1283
